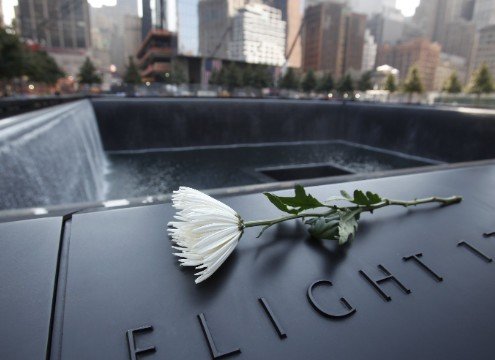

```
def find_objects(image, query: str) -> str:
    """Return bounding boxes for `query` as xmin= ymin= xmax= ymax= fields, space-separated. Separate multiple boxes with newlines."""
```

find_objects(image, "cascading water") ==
xmin=0 ymin=100 xmax=107 ymax=211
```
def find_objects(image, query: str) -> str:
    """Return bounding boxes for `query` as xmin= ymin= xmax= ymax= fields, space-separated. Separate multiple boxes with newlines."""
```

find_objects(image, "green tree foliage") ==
xmin=123 ymin=56 xmax=141 ymax=84
xmin=169 ymin=61 xmax=188 ymax=84
xmin=78 ymin=57 xmax=102 ymax=85
xmin=384 ymin=73 xmax=397 ymax=93
xmin=358 ymin=71 xmax=373 ymax=91
xmin=24 ymin=50 xmax=64 ymax=85
xmin=443 ymin=72 xmax=462 ymax=94
xmin=279 ymin=68 xmax=300 ymax=90
xmin=469 ymin=63 xmax=494 ymax=95
xmin=403 ymin=66 xmax=424 ymax=95
xmin=0 ymin=27 xmax=25 ymax=81
xmin=301 ymin=69 xmax=317 ymax=93
xmin=225 ymin=63 xmax=243 ymax=89
xmin=337 ymin=74 xmax=354 ymax=94
xmin=239 ymin=65 xmax=272 ymax=88
xmin=317 ymin=72 xmax=334 ymax=92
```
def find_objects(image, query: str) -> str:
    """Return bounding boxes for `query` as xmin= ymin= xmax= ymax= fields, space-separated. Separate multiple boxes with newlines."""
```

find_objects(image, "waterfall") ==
xmin=0 ymin=100 xmax=107 ymax=211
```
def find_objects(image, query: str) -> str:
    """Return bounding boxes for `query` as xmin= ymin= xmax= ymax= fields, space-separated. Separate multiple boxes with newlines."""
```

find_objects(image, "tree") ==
xmin=253 ymin=66 xmax=271 ymax=89
xmin=403 ymin=66 xmax=424 ymax=100
xmin=384 ymin=73 xmax=397 ymax=93
xmin=225 ymin=63 xmax=243 ymax=89
xmin=0 ymin=27 xmax=24 ymax=83
xmin=123 ymin=56 xmax=141 ymax=84
xmin=170 ymin=61 xmax=188 ymax=84
xmin=468 ymin=63 xmax=494 ymax=95
xmin=301 ymin=69 xmax=317 ymax=93
xmin=78 ymin=57 xmax=102 ymax=85
xmin=443 ymin=72 xmax=462 ymax=94
xmin=279 ymin=67 xmax=300 ymax=90
xmin=317 ymin=72 xmax=334 ymax=93
xmin=24 ymin=49 xmax=64 ymax=85
xmin=337 ymin=74 xmax=354 ymax=94
xmin=358 ymin=71 xmax=373 ymax=91
xmin=242 ymin=65 xmax=255 ymax=87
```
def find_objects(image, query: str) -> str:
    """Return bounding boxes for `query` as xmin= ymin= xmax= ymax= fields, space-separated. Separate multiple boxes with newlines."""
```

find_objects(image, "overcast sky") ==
xmin=2 ymin=0 xmax=419 ymax=27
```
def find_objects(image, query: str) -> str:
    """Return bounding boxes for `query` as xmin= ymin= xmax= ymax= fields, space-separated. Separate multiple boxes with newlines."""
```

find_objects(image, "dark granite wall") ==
xmin=91 ymin=99 xmax=495 ymax=163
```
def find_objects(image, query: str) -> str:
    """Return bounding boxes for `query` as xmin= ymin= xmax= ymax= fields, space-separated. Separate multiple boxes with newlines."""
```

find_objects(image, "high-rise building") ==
xmin=176 ymin=0 xmax=200 ymax=56
xmin=413 ymin=0 xmax=473 ymax=43
xmin=473 ymin=0 xmax=495 ymax=30
xmin=228 ymin=3 xmax=286 ymax=65
xmin=0 ymin=0 xmax=4 ymax=27
xmin=302 ymin=2 xmax=366 ymax=78
xmin=124 ymin=15 xmax=142 ymax=62
xmin=472 ymin=24 xmax=495 ymax=79
xmin=90 ymin=1 xmax=139 ymax=75
xmin=368 ymin=7 xmax=404 ymax=45
xmin=265 ymin=0 xmax=302 ymax=68
xmin=361 ymin=29 xmax=377 ymax=72
xmin=142 ymin=0 xmax=153 ymax=39
xmin=442 ymin=20 xmax=476 ymax=61
xmin=306 ymin=0 xmax=394 ymax=15
xmin=433 ymin=53 xmax=468 ymax=90
xmin=199 ymin=0 xmax=247 ymax=59
xmin=17 ymin=0 xmax=90 ymax=49
xmin=137 ymin=29 xmax=177 ymax=81
xmin=376 ymin=37 xmax=441 ymax=91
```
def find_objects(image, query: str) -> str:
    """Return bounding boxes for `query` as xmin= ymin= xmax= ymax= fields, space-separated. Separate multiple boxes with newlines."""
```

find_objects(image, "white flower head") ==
xmin=168 ymin=187 xmax=244 ymax=284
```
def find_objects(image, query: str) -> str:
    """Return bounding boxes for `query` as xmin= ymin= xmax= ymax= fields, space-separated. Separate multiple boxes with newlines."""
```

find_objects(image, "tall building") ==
xmin=433 ymin=53 xmax=468 ymax=90
xmin=142 ymin=0 xmax=152 ymax=39
xmin=442 ymin=20 xmax=476 ymax=61
xmin=228 ymin=3 xmax=286 ymax=65
xmin=0 ymin=0 xmax=4 ymax=27
xmin=265 ymin=0 xmax=302 ymax=67
xmin=306 ymin=0 xmax=394 ymax=15
xmin=199 ymin=0 xmax=247 ymax=59
xmin=376 ymin=37 xmax=441 ymax=91
xmin=17 ymin=0 xmax=90 ymax=49
xmin=124 ymin=15 xmax=142 ymax=62
xmin=368 ymin=7 xmax=405 ymax=45
xmin=176 ymin=0 xmax=200 ymax=56
xmin=473 ymin=0 xmax=495 ymax=29
xmin=302 ymin=2 xmax=366 ymax=78
xmin=90 ymin=1 xmax=139 ymax=75
xmin=413 ymin=0 xmax=473 ymax=43
xmin=472 ymin=24 xmax=495 ymax=79
xmin=361 ymin=29 xmax=377 ymax=72
xmin=137 ymin=29 xmax=177 ymax=81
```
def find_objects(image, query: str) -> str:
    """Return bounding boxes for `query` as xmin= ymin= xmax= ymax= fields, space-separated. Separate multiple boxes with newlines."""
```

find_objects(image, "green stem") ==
xmin=243 ymin=195 xmax=461 ymax=230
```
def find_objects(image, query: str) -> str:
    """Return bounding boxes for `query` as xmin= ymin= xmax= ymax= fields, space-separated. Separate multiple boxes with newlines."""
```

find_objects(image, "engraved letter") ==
xmin=258 ymin=297 xmax=287 ymax=339
xmin=307 ymin=280 xmax=356 ymax=319
xmin=359 ymin=264 xmax=411 ymax=301
xmin=403 ymin=253 xmax=443 ymax=282
xmin=458 ymin=241 xmax=493 ymax=263
xmin=126 ymin=325 xmax=156 ymax=360
xmin=198 ymin=313 xmax=241 ymax=359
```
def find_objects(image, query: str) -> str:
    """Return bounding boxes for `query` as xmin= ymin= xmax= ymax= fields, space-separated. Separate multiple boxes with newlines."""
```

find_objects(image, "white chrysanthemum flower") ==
xmin=168 ymin=187 xmax=243 ymax=284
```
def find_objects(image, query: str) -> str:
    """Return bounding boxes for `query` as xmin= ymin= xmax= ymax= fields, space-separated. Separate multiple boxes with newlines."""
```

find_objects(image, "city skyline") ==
xmin=1 ymin=0 xmax=418 ymax=26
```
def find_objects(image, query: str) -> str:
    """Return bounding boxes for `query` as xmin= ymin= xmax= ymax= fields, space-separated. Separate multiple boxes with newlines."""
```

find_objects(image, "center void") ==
xmin=258 ymin=163 xmax=354 ymax=181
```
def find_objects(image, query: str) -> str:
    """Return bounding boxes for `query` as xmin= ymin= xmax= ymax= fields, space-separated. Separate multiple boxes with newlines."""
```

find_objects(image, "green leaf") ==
xmin=306 ymin=209 xmax=361 ymax=244
xmin=337 ymin=209 xmax=361 ymax=245
xmin=307 ymin=214 xmax=340 ymax=240
xmin=351 ymin=190 xmax=382 ymax=206
xmin=340 ymin=190 xmax=352 ymax=200
xmin=263 ymin=193 xmax=299 ymax=215
xmin=264 ymin=185 xmax=324 ymax=215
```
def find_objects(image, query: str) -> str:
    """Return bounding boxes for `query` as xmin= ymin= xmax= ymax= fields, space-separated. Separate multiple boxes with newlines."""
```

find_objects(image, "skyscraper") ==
xmin=361 ymin=29 xmax=377 ymax=71
xmin=303 ymin=2 xmax=366 ymax=77
xmin=198 ymin=0 xmax=247 ymax=59
xmin=265 ymin=0 xmax=302 ymax=67
xmin=17 ymin=0 xmax=90 ymax=49
xmin=306 ymin=0 xmax=394 ymax=15
xmin=0 ymin=0 xmax=4 ymax=27
xmin=376 ymin=38 xmax=441 ymax=91
xmin=176 ymin=0 xmax=200 ymax=56
xmin=473 ymin=0 xmax=495 ymax=29
xmin=368 ymin=7 xmax=405 ymax=45
xmin=142 ymin=0 xmax=152 ymax=39
xmin=228 ymin=3 xmax=286 ymax=65
xmin=472 ymin=24 xmax=495 ymax=79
